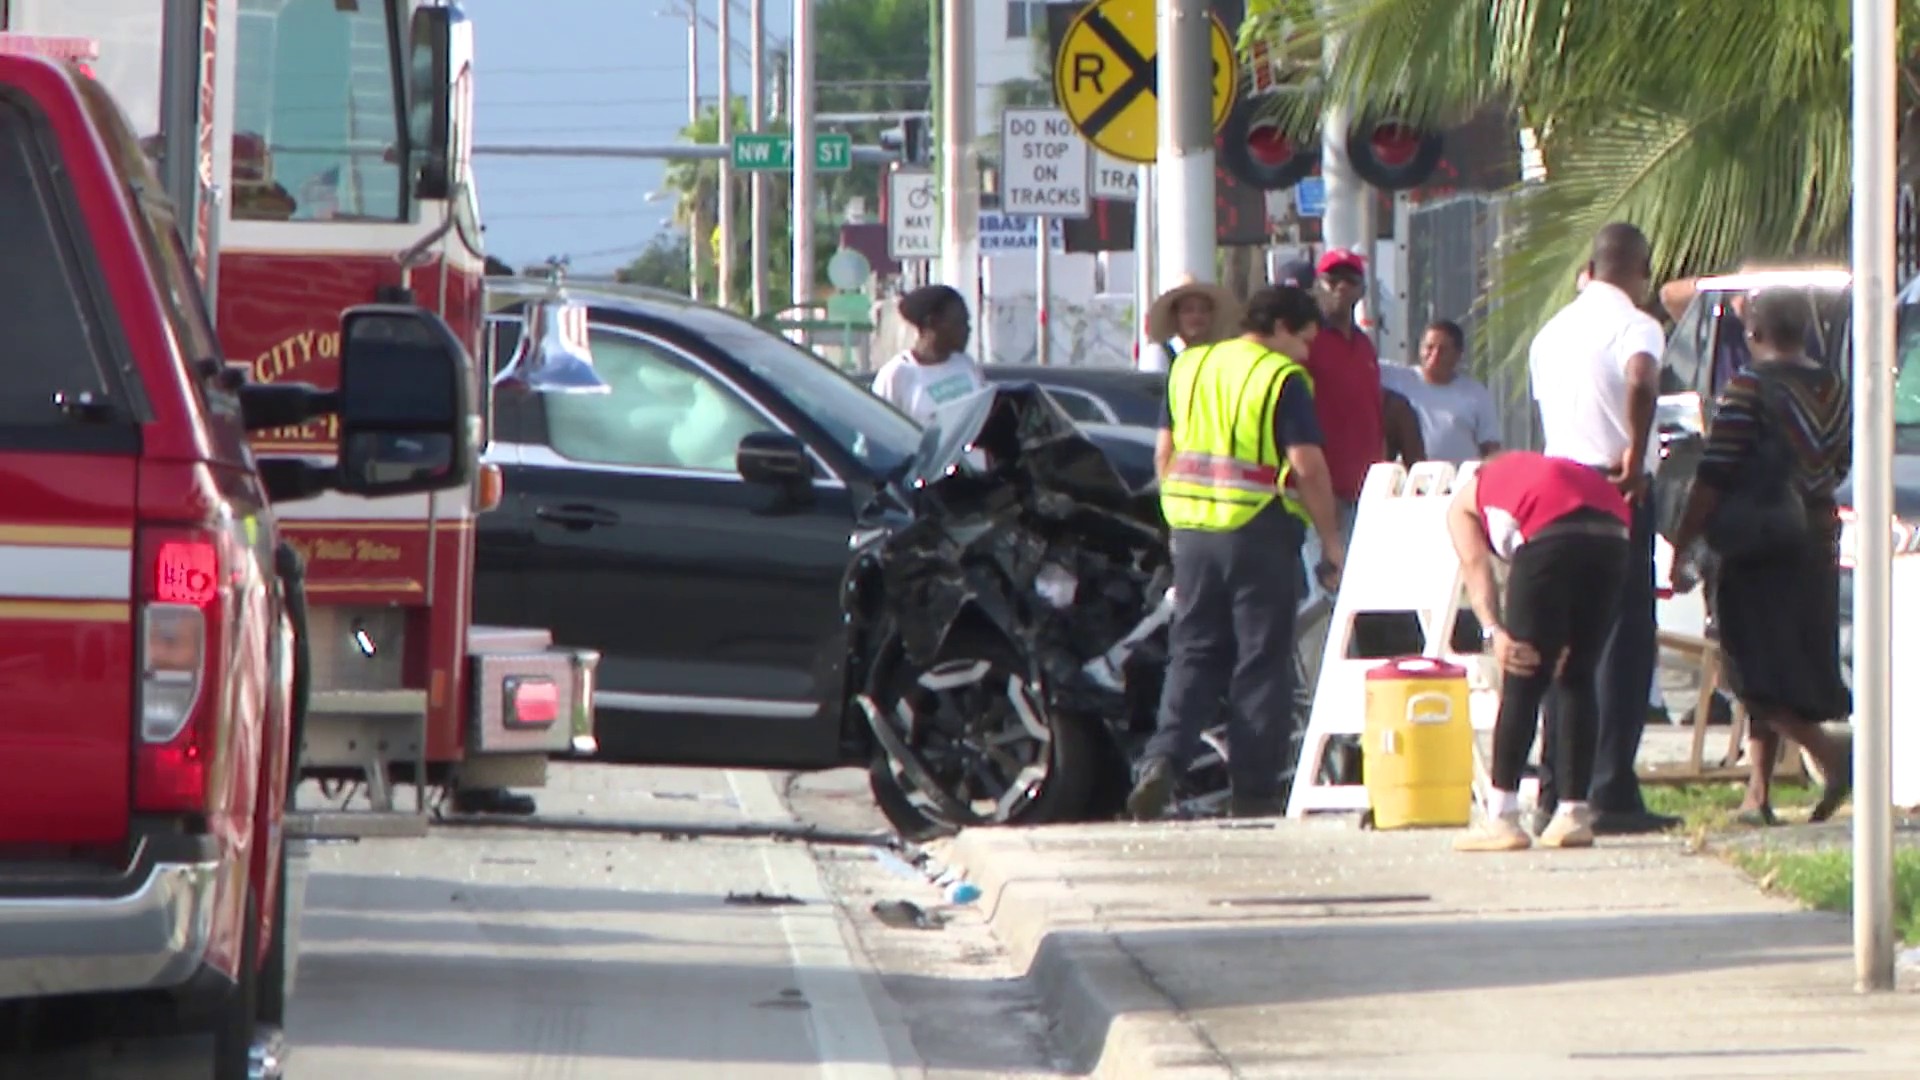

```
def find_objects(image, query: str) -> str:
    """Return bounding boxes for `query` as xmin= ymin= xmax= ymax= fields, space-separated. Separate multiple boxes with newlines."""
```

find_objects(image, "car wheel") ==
xmin=256 ymin=838 xmax=290 ymax=1027
xmin=865 ymin=630 xmax=1099 ymax=840
xmin=210 ymin=890 xmax=260 ymax=1080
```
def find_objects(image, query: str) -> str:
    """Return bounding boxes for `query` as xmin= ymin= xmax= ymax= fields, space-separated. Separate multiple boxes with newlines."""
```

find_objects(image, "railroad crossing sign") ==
xmin=1053 ymin=0 xmax=1238 ymax=166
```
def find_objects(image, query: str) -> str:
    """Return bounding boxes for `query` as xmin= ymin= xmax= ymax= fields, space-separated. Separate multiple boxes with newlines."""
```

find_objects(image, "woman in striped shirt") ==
xmin=1670 ymin=288 xmax=1853 ymax=826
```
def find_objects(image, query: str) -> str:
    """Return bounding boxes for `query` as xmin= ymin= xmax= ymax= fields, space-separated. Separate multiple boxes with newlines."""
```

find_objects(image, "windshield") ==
xmin=671 ymin=306 xmax=923 ymax=476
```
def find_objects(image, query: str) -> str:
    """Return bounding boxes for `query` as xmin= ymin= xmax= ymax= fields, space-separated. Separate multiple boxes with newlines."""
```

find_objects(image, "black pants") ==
xmin=1142 ymin=504 xmax=1303 ymax=801
xmin=1491 ymin=526 xmax=1631 ymax=795
xmin=1537 ymin=493 xmax=1655 ymax=811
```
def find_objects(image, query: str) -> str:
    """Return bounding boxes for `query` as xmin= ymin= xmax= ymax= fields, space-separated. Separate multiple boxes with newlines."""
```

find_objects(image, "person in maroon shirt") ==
xmin=1303 ymin=249 xmax=1386 ymax=535
xmin=1447 ymin=452 xmax=1632 ymax=852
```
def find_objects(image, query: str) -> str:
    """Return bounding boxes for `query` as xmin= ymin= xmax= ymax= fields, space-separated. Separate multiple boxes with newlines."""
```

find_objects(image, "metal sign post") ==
xmin=938 ymin=0 xmax=980 ymax=321
xmin=1850 ymin=0 xmax=1898 ymax=995
xmin=790 ymin=0 xmax=816 ymax=307
xmin=1001 ymin=107 xmax=1092 ymax=368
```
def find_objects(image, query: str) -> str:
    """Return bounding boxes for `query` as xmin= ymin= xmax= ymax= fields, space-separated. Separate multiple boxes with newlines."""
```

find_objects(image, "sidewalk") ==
xmin=941 ymin=818 xmax=1919 ymax=1080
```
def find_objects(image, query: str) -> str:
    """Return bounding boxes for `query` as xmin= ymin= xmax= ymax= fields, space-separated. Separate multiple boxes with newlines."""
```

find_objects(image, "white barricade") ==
xmin=1286 ymin=460 xmax=1504 ymax=817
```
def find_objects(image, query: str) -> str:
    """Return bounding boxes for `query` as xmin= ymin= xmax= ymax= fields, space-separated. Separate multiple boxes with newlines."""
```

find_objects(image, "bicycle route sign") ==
xmin=1052 ymin=0 xmax=1238 ymax=166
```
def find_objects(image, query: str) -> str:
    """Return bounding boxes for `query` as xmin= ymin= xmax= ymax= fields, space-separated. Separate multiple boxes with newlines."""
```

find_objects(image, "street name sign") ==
xmin=731 ymin=132 xmax=854 ymax=173
xmin=1000 ymin=108 xmax=1091 ymax=218
xmin=1053 ymin=0 xmax=1238 ymax=166
xmin=886 ymin=168 xmax=938 ymax=261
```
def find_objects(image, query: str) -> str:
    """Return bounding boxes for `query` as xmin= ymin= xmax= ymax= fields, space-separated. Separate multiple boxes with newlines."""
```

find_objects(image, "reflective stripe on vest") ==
xmin=1160 ymin=339 xmax=1313 ymax=532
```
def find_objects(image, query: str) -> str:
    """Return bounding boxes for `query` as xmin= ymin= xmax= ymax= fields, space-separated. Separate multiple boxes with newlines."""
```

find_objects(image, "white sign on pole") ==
xmin=1000 ymin=107 xmax=1091 ymax=218
xmin=1092 ymin=151 xmax=1138 ymax=201
xmin=886 ymin=168 xmax=939 ymax=261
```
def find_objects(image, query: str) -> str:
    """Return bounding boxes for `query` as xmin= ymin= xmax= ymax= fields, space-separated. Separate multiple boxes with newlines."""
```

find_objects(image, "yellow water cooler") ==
xmin=1363 ymin=656 xmax=1475 ymax=829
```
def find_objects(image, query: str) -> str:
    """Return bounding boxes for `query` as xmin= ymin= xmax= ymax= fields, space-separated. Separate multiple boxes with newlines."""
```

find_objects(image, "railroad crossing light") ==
xmin=1346 ymin=118 xmax=1445 ymax=191
xmin=1219 ymin=99 xmax=1317 ymax=191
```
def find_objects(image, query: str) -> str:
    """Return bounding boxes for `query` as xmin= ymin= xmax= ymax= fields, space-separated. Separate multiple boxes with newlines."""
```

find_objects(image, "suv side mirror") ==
xmin=406 ymin=4 xmax=453 ymax=200
xmin=335 ymin=305 xmax=476 ymax=497
xmin=737 ymin=431 xmax=814 ymax=501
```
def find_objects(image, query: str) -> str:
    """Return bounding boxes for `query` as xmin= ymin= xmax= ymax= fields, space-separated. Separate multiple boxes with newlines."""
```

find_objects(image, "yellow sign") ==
xmin=1053 ymin=0 xmax=1239 ymax=166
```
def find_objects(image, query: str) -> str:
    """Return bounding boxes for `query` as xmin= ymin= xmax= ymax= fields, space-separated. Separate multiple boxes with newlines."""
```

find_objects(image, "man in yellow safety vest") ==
xmin=1127 ymin=285 xmax=1348 ymax=820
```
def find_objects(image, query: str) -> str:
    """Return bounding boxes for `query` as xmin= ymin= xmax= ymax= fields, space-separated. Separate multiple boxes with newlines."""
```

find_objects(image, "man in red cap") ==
xmin=1303 ymin=248 xmax=1386 ymax=537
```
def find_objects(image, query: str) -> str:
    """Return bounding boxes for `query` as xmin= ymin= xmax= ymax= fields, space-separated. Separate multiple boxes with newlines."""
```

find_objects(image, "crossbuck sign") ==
xmin=1000 ymin=108 xmax=1091 ymax=218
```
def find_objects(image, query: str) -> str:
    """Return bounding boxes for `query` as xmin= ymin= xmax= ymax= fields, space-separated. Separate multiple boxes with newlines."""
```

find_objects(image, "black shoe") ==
xmin=1589 ymin=809 xmax=1682 ymax=835
xmin=1126 ymin=758 xmax=1176 ymax=821
xmin=452 ymin=787 xmax=537 ymax=816
xmin=1229 ymin=794 xmax=1286 ymax=819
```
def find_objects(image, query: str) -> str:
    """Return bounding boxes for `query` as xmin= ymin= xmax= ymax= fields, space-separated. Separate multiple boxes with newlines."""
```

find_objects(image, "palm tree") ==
xmin=1245 ymin=0 xmax=1912 ymax=369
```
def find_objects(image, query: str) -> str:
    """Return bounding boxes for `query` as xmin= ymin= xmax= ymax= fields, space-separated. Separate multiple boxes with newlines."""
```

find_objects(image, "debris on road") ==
xmin=870 ymin=899 xmax=946 ymax=931
xmin=725 ymin=890 xmax=806 ymax=907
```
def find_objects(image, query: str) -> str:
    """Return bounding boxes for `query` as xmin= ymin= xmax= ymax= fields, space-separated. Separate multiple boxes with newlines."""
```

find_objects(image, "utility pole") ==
xmin=1850 ymin=0 xmax=1898 ymax=995
xmin=1155 ymin=0 xmax=1215 ymax=298
xmin=716 ymin=0 xmax=735 ymax=309
xmin=749 ymin=0 xmax=769 ymax=316
xmin=684 ymin=2 xmax=703 ymax=302
xmin=937 ymin=0 xmax=979 ymax=323
xmin=791 ymin=0 xmax=816 ymax=307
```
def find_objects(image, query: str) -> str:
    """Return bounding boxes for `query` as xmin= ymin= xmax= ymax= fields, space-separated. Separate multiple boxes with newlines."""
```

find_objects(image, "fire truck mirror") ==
xmin=334 ymin=304 xmax=476 ymax=498
xmin=406 ymin=4 xmax=454 ymax=200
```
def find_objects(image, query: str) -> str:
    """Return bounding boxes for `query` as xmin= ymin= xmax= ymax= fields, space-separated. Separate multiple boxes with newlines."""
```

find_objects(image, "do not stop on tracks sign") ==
xmin=1053 ymin=0 xmax=1238 ymax=166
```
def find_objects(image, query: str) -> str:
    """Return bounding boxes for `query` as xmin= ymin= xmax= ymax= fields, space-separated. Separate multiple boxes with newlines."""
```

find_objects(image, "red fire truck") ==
xmin=0 ymin=0 xmax=600 ymax=839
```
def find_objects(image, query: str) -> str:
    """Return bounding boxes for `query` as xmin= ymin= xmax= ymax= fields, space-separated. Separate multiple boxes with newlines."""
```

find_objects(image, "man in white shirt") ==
xmin=1525 ymin=222 xmax=1677 ymax=836
xmin=1380 ymin=320 xmax=1502 ymax=462
xmin=870 ymin=284 xmax=985 ymax=425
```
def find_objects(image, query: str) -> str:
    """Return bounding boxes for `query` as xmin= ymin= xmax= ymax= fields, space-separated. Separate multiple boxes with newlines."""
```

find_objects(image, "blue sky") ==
xmin=465 ymin=0 xmax=789 ymax=276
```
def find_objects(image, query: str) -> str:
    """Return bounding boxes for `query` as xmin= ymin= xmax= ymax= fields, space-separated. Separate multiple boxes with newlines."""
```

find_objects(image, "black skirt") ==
xmin=1711 ymin=519 xmax=1852 ymax=721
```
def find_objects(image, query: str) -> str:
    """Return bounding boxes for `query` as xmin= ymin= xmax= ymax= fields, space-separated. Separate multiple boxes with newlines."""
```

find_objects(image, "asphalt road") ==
xmin=4 ymin=763 xmax=1059 ymax=1079
xmin=280 ymin=763 xmax=1060 ymax=1079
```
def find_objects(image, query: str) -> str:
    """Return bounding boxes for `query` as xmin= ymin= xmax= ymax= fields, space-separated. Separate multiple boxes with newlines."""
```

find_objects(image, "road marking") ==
xmin=725 ymin=771 xmax=913 ymax=1080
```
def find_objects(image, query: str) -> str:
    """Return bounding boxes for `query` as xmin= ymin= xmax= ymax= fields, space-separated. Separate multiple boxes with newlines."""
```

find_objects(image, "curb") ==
xmin=940 ymin=829 xmax=1233 ymax=1080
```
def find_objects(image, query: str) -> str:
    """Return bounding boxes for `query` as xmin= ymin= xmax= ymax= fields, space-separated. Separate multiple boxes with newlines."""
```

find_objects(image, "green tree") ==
xmin=617 ymin=232 xmax=694 ymax=293
xmin=1247 ymin=0 xmax=1920 ymax=369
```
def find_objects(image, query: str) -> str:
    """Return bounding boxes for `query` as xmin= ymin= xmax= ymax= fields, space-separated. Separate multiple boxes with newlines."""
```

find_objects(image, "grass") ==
xmin=1728 ymin=846 xmax=1920 ymax=945
xmin=1642 ymin=780 xmax=1820 ymax=833
xmin=1645 ymin=783 xmax=1920 ymax=944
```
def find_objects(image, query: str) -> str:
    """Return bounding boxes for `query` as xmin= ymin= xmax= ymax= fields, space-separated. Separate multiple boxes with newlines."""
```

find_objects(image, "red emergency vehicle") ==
xmin=0 ymin=46 xmax=478 ymax=1076
xmin=0 ymin=0 xmax=601 ymax=840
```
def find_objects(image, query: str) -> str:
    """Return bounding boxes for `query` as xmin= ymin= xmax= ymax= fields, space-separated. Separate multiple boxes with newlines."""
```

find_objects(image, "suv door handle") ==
xmin=534 ymin=504 xmax=619 ymax=530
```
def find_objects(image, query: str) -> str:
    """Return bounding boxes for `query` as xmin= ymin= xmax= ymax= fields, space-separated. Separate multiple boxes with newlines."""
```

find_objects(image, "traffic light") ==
xmin=1219 ymin=99 xmax=1317 ymax=191
xmin=880 ymin=114 xmax=933 ymax=166
xmin=1345 ymin=117 xmax=1445 ymax=191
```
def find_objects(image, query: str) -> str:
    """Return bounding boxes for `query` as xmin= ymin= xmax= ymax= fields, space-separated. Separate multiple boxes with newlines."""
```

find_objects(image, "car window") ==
xmin=1043 ymin=387 xmax=1112 ymax=424
xmin=1660 ymin=295 xmax=1712 ymax=395
xmin=232 ymin=0 xmax=407 ymax=223
xmin=544 ymin=326 xmax=773 ymax=473
xmin=0 ymin=93 xmax=134 ymax=428
xmin=672 ymin=306 xmax=922 ymax=476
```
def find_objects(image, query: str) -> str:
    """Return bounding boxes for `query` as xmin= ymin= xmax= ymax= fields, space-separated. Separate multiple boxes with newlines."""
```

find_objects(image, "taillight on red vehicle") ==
xmin=134 ymin=532 xmax=226 ymax=814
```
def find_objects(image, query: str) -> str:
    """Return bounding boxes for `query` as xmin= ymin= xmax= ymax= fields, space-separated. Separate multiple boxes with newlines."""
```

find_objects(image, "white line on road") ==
xmin=725 ymin=770 xmax=915 ymax=1080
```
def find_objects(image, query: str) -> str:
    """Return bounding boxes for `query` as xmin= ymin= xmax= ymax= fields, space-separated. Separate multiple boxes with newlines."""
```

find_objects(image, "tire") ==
xmin=256 ymin=838 xmax=290 ymax=1027
xmin=866 ymin=630 xmax=1100 ymax=839
xmin=210 ymin=890 xmax=260 ymax=1080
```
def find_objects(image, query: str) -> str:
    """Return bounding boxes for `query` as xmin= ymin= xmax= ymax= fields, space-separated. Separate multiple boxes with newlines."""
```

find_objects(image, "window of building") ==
xmin=1006 ymin=1 xmax=1039 ymax=40
xmin=232 ymin=0 xmax=407 ymax=223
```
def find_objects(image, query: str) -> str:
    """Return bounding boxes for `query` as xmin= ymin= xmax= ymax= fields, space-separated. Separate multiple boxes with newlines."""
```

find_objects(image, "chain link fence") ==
xmin=1402 ymin=192 xmax=1543 ymax=452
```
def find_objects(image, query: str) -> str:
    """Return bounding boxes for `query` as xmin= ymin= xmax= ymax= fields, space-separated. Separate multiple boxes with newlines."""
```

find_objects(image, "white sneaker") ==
xmin=1453 ymin=811 xmax=1532 ymax=852
xmin=1539 ymin=805 xmax=1596 ymax=849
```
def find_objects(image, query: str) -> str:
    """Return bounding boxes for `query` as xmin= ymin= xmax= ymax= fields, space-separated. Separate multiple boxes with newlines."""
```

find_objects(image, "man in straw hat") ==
xmin=1147 ymin=276 xmax=1241 ymax=368
xmin=1128 ymin=285 xmax=1347 ymax=821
